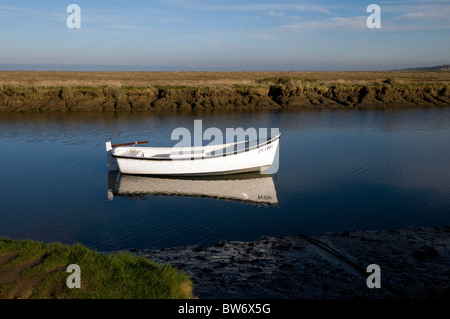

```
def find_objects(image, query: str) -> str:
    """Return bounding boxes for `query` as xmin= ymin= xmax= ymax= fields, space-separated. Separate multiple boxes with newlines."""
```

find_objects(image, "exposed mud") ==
xmin=134 ymin=225 xmax=450 ymax=299
xmin=0 ymin=255 xmax=45 ymax=299
xmin=1 ymin=84 xmax=449 ymax=112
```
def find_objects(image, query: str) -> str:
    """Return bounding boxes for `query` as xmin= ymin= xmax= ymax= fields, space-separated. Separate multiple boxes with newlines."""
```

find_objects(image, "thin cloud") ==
xmin=0 ymin=5 xmax=27 ymax=18
xmin=210 ymin=4 xmax=332 ymax=15
xmin=382 ymin=1 xmax=450 ymax=17
xmin=383 ymin=2 xmax=450 ymax=31
xmin=0 ymin=5 xmax=23 ymax=12
xmin=399 ymin=8 xmax=450 ymax=21
xmin=0 ymin=5 xmax=65 ymax=21
xmin=265 ymin=10 xmax=301 ymax=21
xmin=267 ymin=11 xmax=284 ymax=17
xmin=165 ymin=1 xmax=333 ymax=14
xmin=256 ymin=1 xmax=450 ymax=36
xmin=272 ymin=15 xmax=368 ymax=33
xmin=110 ymin=24 xmax=150 ymax=31
xmin=0 ymin=10 xmax=12 ymax=17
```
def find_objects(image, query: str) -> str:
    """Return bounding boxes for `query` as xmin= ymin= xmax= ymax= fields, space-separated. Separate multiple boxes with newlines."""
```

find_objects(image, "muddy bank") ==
xmin=1 ymin=82 xmax=449 ymax=112
xmin=134 ymin=225 xmax=450 ymax=299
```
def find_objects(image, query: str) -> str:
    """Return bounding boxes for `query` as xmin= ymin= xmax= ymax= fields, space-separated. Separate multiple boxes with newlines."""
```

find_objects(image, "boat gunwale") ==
xmin=112 ymin=133 xmax=281 ymax=162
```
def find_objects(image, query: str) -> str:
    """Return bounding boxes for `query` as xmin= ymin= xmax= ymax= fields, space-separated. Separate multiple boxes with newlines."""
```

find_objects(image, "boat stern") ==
xmin=106 ymin=141 xmax=119 ymax=171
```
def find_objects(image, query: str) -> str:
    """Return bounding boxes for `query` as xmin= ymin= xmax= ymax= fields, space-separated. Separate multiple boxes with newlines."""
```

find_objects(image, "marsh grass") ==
xmin=0 ymin=71 xmax=448 ymax=89
xmin=0 ymin=71 xmax=448 ymax=111
xmin=59 ymin=87 xmax=74 ymax=100
xmin=0 ymin=238 xmax=193 ymax=299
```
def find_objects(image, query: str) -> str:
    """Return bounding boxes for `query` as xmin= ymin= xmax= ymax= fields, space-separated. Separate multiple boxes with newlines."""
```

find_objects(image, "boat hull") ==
xmin=110 ymin=134 xmax=280 ymax=176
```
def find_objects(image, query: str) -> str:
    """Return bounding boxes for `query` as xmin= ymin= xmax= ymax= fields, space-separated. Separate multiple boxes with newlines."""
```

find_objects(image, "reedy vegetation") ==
xmin=0 ymin=71 xmax=448 ymax=111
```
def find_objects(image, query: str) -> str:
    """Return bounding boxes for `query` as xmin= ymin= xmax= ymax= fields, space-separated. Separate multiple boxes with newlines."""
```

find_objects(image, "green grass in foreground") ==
xmin=0 ymin=238 xmax=193 ymax=299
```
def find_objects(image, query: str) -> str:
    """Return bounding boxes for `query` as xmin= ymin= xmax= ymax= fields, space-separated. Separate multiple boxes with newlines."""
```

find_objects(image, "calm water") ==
xmin=0 ymin=108 xmax=449 ymax=251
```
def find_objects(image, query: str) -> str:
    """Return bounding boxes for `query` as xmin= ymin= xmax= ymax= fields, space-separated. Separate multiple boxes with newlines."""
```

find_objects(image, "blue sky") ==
xmin=0 ymin=0 xmax=449 ymax=70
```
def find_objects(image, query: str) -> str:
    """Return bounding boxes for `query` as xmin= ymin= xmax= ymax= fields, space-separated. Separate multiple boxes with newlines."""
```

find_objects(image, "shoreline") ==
xmin=1 ymin=225 xmax=449 ymax=299
xmin=0 ymin=71 xmax=449 ymax=112
xmin=134 ymin=225 xmax=450 ymax=299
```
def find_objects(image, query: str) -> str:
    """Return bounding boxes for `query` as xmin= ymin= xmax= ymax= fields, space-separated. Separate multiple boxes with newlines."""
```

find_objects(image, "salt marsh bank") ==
xmin=1 ymin=71 xmax=449 ymax=112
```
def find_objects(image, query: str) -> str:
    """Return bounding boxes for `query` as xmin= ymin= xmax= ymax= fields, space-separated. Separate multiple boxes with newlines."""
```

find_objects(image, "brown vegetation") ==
xmin=0 ymin=71 xmax=449 ymax=112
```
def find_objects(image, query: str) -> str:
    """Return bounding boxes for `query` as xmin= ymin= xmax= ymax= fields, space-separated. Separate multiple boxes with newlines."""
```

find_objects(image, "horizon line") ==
xmin=0 ymin=63 xmax=449 ymax=72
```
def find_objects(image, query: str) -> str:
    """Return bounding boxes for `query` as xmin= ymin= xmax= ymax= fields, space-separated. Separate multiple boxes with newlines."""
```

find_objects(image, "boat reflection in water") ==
xmin=107 ymin=172 xmax=279 ymax=206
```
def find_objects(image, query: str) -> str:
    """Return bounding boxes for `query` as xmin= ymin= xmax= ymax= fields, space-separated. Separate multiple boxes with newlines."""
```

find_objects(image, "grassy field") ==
xmin=0 ymin=70 xmax=449 ymax=88
xmin=0 ymin=71 xmax=449 ymax=112
xmin=0 ymin=238 xmax=193 ymax=299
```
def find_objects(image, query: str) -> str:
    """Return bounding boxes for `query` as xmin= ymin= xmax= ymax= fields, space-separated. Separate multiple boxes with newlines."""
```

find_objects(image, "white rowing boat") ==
xmin=106 ymin=133 xmax=280 ymax=176
xmin=107 ymin=172 xmax=279 ymax=206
